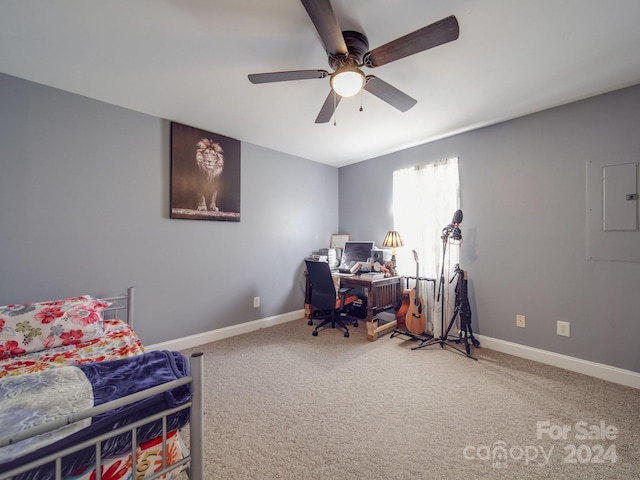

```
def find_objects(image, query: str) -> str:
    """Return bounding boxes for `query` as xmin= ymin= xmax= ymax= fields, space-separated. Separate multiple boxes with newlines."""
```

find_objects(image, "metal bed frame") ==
xmin=102 ymin=286 xmax=135 ymax=327
xmin=0 ymin=287 xmax=204 ymax=480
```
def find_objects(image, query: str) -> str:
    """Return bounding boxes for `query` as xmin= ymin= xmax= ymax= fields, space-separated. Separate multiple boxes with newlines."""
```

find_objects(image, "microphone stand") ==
xmin=413 ymin=223 xmax=477 ymax=360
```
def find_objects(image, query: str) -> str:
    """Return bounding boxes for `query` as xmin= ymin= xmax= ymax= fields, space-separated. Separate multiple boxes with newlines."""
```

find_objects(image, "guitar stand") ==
xmin=390 ymin=328 xmax=433 ymax=342
xmin=413 ymin=265 xmax=479 ymax=360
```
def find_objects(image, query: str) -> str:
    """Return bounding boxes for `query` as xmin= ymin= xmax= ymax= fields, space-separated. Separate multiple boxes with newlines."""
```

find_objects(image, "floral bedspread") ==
xmin=0 ymin=319 xmax=144 ymax=379
xmin=67 ymin=430 xmax=184 ymax=480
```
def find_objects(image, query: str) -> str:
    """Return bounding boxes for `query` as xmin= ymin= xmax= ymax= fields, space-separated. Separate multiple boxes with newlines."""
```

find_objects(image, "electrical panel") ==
xmin=586 ymin=160 xmax=639 ymax=262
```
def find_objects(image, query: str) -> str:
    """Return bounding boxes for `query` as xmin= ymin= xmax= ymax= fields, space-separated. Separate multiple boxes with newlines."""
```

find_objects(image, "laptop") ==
xmin=338 ymin=241 xmax=374 ymax=273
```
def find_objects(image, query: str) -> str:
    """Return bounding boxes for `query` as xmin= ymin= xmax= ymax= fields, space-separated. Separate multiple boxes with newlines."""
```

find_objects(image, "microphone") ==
xmin=442 ymin=209 xmax=463 ymax=241
xmin=451 ymin=209 xmax=463 ymax=225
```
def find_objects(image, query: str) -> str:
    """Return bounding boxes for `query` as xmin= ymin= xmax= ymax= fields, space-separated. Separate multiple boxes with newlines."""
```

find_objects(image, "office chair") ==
xmin=305 ymin=260 xmax=359 ymax=337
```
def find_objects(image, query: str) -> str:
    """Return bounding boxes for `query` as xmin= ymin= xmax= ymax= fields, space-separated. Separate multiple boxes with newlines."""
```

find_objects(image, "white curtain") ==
xmin=392 ymin=157 xmax=460 ymax=336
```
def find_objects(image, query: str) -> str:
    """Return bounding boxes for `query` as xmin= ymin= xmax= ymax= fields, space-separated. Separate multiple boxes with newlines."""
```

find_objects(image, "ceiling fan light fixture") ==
xmin=331 ymin=66 xmax=365 ymax=97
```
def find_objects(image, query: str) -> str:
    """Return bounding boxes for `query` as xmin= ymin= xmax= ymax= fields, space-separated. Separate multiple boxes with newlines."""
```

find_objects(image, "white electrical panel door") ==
xmin=602 ymin=162 xmax=638 ymax=231
xmin=586 ymin=160 xmax=640 ymax=262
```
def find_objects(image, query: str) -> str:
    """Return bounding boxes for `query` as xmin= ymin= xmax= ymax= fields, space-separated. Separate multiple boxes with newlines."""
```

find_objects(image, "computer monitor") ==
xmin=339 ymin=241 xmax=375 ymax=271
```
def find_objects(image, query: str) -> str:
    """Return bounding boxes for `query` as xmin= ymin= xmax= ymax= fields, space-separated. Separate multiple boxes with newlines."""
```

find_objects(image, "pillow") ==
xmin=0 ymin=295 xmax=110 ymax=359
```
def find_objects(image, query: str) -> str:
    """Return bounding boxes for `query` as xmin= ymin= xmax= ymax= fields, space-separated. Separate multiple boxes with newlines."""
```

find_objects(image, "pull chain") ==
xmin=333 ymin=91 xmax=337 ymax=126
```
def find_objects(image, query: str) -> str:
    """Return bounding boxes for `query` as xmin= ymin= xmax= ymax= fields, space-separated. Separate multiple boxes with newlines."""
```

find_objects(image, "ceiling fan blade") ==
xmin=363 ymin=76 xmax=417 ymax=112
xmin=300 ymin=0 xmax=348 ymax=56
xmin=248 ymin=70 xmax=329 ymax=84
xmin=364 ymin=15 xmax=459 ymax=67
xmin=315 ymin=90 xmax=342 ymax=123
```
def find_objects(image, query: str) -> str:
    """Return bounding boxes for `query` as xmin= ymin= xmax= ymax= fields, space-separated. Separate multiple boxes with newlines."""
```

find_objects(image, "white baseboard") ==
xmin=477 ymin=334 xmax=640 ymax=390
xmin=145 ymin=309 xmax=304 ymax=353
xmin=146 ymin=314 xmax=639 ymax=390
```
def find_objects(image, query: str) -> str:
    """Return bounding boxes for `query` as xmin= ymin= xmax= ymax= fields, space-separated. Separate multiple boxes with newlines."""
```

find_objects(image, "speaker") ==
xmin=371 ymin=249 xmax=384 ymax=264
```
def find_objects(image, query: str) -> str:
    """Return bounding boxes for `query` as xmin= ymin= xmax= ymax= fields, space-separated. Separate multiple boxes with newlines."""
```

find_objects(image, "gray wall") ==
xmin=339 ymin=84 xmax=640 ymax=373
xmin=0 ymin=73 xmax=338 ymax=345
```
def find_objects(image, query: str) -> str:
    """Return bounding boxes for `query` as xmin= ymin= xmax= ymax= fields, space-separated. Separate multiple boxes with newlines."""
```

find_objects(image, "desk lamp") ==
xmin=382 ymin=230 xmax=403 ymax=270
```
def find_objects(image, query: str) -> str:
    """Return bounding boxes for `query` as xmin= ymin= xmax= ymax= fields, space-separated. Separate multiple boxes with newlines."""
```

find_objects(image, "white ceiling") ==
xmin=1 ymin=0 xmax=640 ymax=167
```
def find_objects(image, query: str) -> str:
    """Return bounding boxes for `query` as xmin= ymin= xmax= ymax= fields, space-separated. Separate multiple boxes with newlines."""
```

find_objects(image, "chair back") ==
xmin=305 ymin=260 xmax=338 ymax=311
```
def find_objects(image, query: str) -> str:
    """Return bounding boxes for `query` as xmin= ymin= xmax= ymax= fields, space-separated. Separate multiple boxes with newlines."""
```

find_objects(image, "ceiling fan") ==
xmin=248 ymin=0 xmax=459 ymax=123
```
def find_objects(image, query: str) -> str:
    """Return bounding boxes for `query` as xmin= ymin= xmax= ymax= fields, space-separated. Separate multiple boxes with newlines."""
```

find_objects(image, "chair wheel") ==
xmin=308 ymin=319 xmax=313 ymax=326
xmin=344 ymin=331 xmax=349 ymax=338
xmin=353 ymin=321 xmax=358 ymax=328
xmin=312 ymin=330 xmax=318 ymax=336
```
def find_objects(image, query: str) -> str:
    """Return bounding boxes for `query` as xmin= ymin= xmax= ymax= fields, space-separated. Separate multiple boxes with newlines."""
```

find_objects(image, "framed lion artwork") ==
xmin=170 ymin=122 xmax=241 ymax=221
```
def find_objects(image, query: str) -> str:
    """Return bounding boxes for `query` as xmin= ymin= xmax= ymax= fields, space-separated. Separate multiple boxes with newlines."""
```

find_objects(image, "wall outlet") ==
xmin=516 ymin=315 xmax=526 ymax=328
xmin=557 ymin=320 xmax=570 ymax=337
xmin=253 ymin=296 xmax=260 ymax=308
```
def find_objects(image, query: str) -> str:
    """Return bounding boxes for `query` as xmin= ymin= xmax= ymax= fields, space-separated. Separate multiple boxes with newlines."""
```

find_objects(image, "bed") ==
xmin=0 ymin=287 xmax=203 ymax=480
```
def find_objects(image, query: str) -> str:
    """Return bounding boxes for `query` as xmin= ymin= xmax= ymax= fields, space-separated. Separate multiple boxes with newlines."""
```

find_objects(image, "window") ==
xmin=392 ymin=157 xmax=460 ymax=336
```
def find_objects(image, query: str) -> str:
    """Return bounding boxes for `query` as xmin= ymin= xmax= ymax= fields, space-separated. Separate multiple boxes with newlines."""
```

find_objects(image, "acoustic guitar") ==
xmin=405 ymin=250 xmax=426 ymax=335
xmin=396 ymin=288 xmax=410 ymax=331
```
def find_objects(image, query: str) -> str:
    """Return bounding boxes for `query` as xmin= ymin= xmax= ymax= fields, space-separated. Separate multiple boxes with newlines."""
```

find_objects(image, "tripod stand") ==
xmin=414 ymin=223 xmax=478 ymax=360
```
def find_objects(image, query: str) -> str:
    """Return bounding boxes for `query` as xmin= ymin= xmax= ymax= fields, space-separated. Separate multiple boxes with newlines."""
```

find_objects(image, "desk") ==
xmin=339 ymin=275 xmax=402 ymax=341
xmin=304 ymin=273 xmax=402 ymax=341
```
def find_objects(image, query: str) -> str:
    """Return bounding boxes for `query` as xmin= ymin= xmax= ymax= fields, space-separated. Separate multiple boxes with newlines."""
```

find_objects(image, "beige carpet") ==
xmin=180 ymin=318 xmax=640 ymax=480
